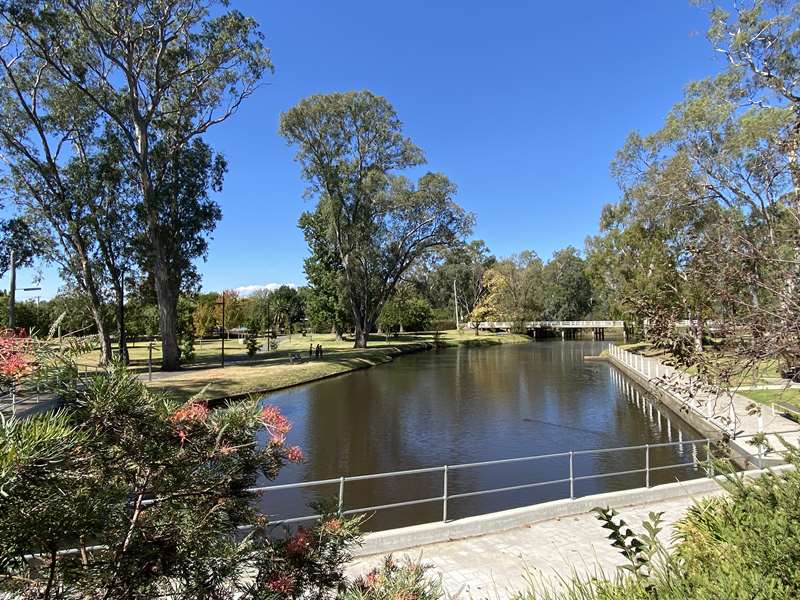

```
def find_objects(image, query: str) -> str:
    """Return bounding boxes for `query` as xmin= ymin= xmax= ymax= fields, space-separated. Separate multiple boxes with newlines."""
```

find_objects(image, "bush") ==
xmin=515 ymin=448 xmax=800 ymax=600
xmin=246 ymin=328 xmax=260 ymax=358
xmin=180 ymin=334 xmax=196 ymax=362
xmin=430 ymin=319 xmax=456 ymax=332
xmin=342 ymin=556 xmax=443 ymax=599
xmin=0 ymin=362 xmax=363 ymax=598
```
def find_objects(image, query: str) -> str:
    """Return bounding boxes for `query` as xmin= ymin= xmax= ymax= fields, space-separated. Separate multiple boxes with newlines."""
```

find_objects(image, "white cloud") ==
xmin=234 ymin=282 xmax=298 ymax=296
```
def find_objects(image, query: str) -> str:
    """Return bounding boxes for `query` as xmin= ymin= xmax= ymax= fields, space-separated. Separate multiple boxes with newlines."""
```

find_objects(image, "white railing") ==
xmin=467 ymin=320 xmax=625 ymax=330
xmin=607 ymin=345 xmax=743 ymax=437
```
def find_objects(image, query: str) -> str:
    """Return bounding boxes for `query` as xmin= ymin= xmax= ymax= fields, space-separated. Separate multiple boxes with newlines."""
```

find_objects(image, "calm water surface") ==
xmin=258 ymin=340 xmax=704 ymax=530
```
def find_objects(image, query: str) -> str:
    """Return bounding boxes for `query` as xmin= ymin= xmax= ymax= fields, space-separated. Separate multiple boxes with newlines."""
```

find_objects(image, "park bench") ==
xmin=289 ymin=351 xmax=303 ymax=364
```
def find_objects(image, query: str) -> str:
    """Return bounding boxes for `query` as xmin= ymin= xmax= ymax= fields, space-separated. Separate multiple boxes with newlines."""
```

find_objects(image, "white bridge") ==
xmin=465 ymin=320 xmax=625 ymax=340
xmin=467 ymin=320 xmax=625 ymax=330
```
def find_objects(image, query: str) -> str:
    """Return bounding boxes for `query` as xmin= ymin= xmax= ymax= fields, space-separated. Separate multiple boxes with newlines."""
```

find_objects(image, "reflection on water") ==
xmin=256 ymin=340 xmax=705 ymax=530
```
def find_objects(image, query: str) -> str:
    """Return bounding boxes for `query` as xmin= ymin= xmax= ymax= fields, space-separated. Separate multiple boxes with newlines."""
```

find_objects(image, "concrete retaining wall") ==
xmin=354 ymin=464 xmax=793 ymax=557
xmin=607 ymin=354 xmax=725 ymax=443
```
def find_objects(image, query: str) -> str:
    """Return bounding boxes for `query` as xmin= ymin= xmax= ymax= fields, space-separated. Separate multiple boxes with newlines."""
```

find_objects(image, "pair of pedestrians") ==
xmin=308 ymin=343 xmax=324 ymax=358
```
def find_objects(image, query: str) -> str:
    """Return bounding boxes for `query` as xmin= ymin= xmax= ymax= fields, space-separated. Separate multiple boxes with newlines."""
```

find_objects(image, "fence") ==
xmin=243 ymin=435 xmax=775 ymax=529
xmin=608 ymin=344 xmax=744 ymax=436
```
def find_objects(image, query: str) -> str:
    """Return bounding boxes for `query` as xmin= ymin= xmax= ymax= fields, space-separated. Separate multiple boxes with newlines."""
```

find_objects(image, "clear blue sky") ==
xmin=9 ymin=1 xmax=724 ymax=299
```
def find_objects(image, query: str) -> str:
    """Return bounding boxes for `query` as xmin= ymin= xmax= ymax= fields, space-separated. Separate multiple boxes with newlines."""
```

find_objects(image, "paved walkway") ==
xmin=347 ymin=489 xmax=724 ymax=599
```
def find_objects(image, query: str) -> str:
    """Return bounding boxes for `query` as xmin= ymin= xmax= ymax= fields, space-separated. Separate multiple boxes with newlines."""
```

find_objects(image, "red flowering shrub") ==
xmin=0 ymin=334 xmax=32 ymax=390
xmin=0 ymin=368 xmax=363 ymax=599
xmin=343 ymin=556 xmax=442 ymax=599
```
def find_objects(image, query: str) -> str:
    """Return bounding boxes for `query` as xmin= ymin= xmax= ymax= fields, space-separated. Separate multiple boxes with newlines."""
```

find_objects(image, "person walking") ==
xmin=309 ymin=343 xmax=313 ymax=358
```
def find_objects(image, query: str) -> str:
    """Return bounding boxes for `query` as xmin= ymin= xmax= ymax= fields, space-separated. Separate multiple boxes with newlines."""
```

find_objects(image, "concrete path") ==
xmin=347 ymin=489 xmax=723 ymax=599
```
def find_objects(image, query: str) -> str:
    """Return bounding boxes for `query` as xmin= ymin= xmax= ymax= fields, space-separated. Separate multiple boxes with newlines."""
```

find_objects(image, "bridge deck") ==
xmin=469 ymin=320 xmax=624 ymax=329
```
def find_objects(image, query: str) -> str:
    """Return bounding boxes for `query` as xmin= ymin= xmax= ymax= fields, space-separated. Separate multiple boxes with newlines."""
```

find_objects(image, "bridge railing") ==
xmin=466 ymin=320 xmax=625 ymax=329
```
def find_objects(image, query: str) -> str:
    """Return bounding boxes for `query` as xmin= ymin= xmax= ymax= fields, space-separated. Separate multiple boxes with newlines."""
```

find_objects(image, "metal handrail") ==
xmin=252 ymin=436 xmax=717 ymax=527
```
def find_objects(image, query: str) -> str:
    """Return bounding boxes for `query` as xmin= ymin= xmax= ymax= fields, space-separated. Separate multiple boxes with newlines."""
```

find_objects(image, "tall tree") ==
xmin=280 ymin=91 xmax=472 ymax=347
xmin=540 ymin=247 xmax=592 ymax=321
xmin=1 ymin=1 xmax=271 ymax=369
xmin=0 ymin=217 xmax=38 ymax=329
xmin=299 ymin=204 xmax=351 ymax=339
xmin=481 ymin=251 xmax=543 ymax=328
xmin=0 ymin=44 xmax=119 ymax=361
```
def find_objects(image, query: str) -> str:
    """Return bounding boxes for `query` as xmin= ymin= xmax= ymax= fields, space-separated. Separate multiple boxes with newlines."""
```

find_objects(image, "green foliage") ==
xmin=245 ymin=327 xmax=260 ymax=358
xmin=516 ymin=447 xmax=800 ymax=600
xmin=540 ymin=247 xmax=592 ymax=321
xmin=379 ymin=290 xmax=433 ymax=333
xmin=299 ymin=205 xmax=353 ymax=336
xmin=592 ymin=508 xmax=664 ymax=580
xmin=342 ymin=556 xmax=443 ymax=599
xmin=0 ymin=367 xmax=363 ymax=598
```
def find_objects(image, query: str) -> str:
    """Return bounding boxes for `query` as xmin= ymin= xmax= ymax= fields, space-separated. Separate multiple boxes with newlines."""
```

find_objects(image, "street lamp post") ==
xmin=216 ymin=292 xmax=226 ymax=368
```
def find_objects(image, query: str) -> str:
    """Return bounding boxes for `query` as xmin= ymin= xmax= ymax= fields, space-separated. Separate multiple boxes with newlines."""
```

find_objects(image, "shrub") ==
xmin=246 ymin=328 xmax=260 ymax=358
xmin=0 ymin=365 xmax=363 ymax=598
xmin=342 ymin=556 xmax=443 ymax=599
xmin=515 ymin=447 xmax=800 ymax=599
xmin=180 ymin=334 xmax=196 ymax=362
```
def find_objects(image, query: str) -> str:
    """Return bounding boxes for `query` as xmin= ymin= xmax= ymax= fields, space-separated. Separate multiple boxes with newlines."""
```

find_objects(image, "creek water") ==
xmin=257 ymin=339 xmax=705 ymax=531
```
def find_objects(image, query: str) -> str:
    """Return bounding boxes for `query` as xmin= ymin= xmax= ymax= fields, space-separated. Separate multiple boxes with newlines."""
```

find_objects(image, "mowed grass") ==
xmin=144 ymin=330 xmax=531 ymax=402
xmin=75 ymin=337 xmax=271 ymax=372
xmin=739 ymin=387 xmax=800 ymax=411
xmin=618 ymin=342 xmax=783 ymax=386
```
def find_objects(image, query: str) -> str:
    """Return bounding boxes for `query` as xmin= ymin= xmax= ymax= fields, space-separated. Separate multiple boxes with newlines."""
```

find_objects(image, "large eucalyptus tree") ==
xmin=280 ymin=91 xmax=472 ymax=347
xmin=0 ymin=0 xmax=271 ymax=369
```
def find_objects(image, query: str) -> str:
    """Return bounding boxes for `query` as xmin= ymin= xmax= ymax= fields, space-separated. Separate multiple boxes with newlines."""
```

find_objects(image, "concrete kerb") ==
xmin=352 ymin=463 xmax=794 ymax=558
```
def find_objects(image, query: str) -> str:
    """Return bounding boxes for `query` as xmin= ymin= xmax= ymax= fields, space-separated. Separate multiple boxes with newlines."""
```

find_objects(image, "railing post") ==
xmin=706 ymin=440 xmax=714 ymax=477
xmin=442 ymin=465 xmax=449 ymax=522
xmin=645 ymin=444 xmax=650 ymax=488
xmin=338 ymin=476 xmax=345 ymax=513
xmin=569 ymin=451 xmax=574 ymax=499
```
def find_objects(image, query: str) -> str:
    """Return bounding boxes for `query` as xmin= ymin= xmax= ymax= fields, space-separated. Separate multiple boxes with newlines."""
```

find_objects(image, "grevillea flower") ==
xmin=363 ymin=569 xmax=378 ymax=587
xmin=285 ymin=527 xmax=311 ymax=557
xmin=260 ymin=405 xmax=291 ymax=435
xmin=0 ymin=335 xmax=31 ymax=379
xmin=170 ymin=401 xmax=209 ymax=424
xmin=286 ymin=446 xmax=305 ymax=463
xmin=218 ymin=443 xmax=236 ymax=456
xmin=265 ymin=573 xmax=294 ymax=593
xmin=322 ymin=517 xmax=342 ymax=534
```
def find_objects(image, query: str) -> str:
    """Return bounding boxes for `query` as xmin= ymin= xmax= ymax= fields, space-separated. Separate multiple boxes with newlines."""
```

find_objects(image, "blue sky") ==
xmin=9 ymin=1 xmax=723 ymax=299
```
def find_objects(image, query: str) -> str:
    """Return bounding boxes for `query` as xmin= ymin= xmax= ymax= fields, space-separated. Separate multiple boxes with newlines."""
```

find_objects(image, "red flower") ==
xmin=286 ymin=527 xmax=311 ymax=557
xmin=260 ymin=405 xmax=292 ymax=435
xmin=286 ymin=446 xmax=305 ymax=463
xmin=265 ymin=573 xmax=294 ymax=593
xmin=322 ymin=517 xmax=342 ymax=534
xmin=0 ymin=335 xmax=31 ymax=379
xmin=363 ymin=569 xmax=378 ymax=587
xmin=170 ymin=401 xmax=209 ymax=424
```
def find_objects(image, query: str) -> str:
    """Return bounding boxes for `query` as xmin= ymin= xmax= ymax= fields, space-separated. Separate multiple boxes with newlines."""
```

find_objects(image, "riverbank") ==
xmin=145 ymin=330 xmax=531 ymax=402
xmin=606 ymin=344 xmax=800 ymax=467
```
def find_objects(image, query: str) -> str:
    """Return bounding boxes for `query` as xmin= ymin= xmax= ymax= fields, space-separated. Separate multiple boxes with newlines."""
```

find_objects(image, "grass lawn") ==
xmin=738 ymin=387 xmax=800 ymax=411
xmin=618 ymin=342 xmax=783 ymax=387
xmin=75 ymin=337 xmax=272 ymax=372
xmin=144 ymin=330 xmax=531 ymax=402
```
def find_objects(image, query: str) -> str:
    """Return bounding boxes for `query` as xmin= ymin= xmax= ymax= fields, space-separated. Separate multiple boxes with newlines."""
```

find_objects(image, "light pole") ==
xmin=453 ymin=279 xmax=460 ymax=331
xmin=216 ymin=292 xmax=226 ymax=368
